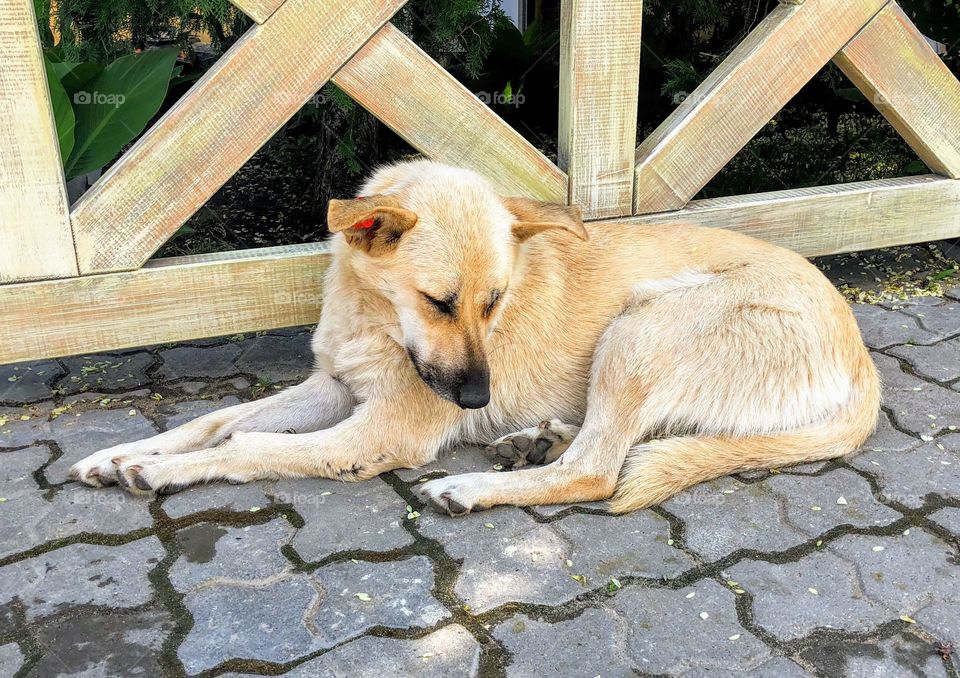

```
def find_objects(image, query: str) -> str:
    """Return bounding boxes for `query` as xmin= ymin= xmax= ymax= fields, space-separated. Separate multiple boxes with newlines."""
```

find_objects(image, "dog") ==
xmin=70 ymin=160 xmax=880 ymax=516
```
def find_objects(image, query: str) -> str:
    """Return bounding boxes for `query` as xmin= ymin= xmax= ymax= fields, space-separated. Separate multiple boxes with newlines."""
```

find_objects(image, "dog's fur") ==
xmin=71 ymin=160 xmax=880 ymax=515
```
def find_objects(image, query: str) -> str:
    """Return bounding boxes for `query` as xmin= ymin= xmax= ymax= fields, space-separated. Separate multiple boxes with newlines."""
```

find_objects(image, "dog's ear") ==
xmin=502 ymin=196 xmax=588 ymax=242
xmin=327 ymin=195 xmax=418 ymax=255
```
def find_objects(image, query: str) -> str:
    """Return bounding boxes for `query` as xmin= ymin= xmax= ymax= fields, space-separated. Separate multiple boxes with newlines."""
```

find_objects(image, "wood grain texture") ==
xmin=228 ymin=0 xmax=286 ymax=23
xmin=835 ymin=2 xmax=960 ymax=179
xmin=0 ymin=0 xmax=77 ymax=282
xmin=0 ymin=244 xmax=328 ymax=364
xmin=558 ymin=0 xmax=643 ymax=218
xmin=633 ymin=0 xmax=890 ymax=215
xmin=617 ymin=175 xmax=960 ymax=257
xmin=70 ymin=0 xmax=405 ymax=275
xmin=331 ymin=23 xmax=566 ymax=202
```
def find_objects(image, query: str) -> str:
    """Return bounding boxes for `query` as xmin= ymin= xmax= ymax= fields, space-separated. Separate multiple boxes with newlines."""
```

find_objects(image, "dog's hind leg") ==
xmin=484 ymin=419 xmax=580 ymax=469
xmin=71 ymin=371 xmax=355 ymax=487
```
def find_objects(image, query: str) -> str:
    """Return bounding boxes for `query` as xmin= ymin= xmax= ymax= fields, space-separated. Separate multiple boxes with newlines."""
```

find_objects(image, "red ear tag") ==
xmin=351 ymin=196 xmax=375 ymax=229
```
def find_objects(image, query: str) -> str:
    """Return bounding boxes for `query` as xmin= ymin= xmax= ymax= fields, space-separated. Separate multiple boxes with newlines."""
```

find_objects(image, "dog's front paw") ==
xmin=70 ymin=444 xmax=139 ymax=488
xmin=414 ymin=474 xmax=490 ymax=517
xmin=109 ymin=456 xmax=194 ymax=496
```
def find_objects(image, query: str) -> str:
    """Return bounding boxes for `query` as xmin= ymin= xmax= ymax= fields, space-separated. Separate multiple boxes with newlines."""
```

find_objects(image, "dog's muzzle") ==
xmin=407 ymin=348 xmax=490 ymax=409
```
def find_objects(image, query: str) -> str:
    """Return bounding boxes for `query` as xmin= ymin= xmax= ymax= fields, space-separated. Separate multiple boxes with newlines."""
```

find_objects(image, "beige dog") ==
xmin=71 ymin=160 xmax=880 ymax=515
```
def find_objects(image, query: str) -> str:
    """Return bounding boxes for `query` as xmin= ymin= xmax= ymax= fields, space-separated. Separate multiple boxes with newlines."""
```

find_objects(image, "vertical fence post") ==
xmin=558 ymin=0 xmax=644 ymax=219
xmin=0 ymin=0 xmax=78 ymax=282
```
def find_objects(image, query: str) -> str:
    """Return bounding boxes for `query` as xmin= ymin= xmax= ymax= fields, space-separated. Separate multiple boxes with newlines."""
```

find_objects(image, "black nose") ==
xmin=454 ymin=367 xmax=490 ymax=409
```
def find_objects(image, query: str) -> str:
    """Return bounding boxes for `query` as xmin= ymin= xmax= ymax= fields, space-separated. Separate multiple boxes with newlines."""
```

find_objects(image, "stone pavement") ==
xmin=0 ymin=263 xmax=958 ymax=676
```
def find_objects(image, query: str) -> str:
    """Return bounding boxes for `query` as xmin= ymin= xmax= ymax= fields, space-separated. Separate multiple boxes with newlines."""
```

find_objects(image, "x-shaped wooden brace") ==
xmin=67 ymin=0 xmax=960 ymax=275
xmin=632 ymin=0 xmax=960 ymax=214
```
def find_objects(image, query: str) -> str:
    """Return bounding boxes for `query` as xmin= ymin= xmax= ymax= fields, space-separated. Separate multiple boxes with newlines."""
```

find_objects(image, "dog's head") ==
xmin=326 ymin=161 xmax=586 ymax=409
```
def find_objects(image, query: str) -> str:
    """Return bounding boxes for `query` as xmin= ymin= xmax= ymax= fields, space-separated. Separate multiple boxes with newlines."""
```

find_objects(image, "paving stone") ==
xmin=157 ymin=344 xmax=243 ymax=380
xmin=799 ymin=631 xmax=948 ymax=678
xmin=766 ymin=469 xmax=900 ymax=537
xmin=495 ymin=608 xmax=633 ymax=677
xmin=394 ymin=444 xmax=494 ymax=481
xmin=859 ymin=411 xmax=922 ymax=453
xmin=170 ymin=380 xmax=207 ymax=395
xmin=268 ymin=327 xmax=313 ymax=337
xmin=687 ymin=657 xmax=813 ymax=678
xmin=161 ymin=480 xmax=272 ymax=518
xmin=611 ymin=580 xmax=775 ymax=674
xmin=0 ymin=538 xmax=163 ymax=620
xmin=310 ymin=557 xmax=448 ymax=645
xmin=178 ymin=574 xmax=318 ymax=673
xmin=160 ymin=396 xmax=242 ymax=429
xmin=898 ymin=298 xmax=960 ymax=340
xmin=827 ymin=530 xmax=959 ymax=645
xmin=848 ymin=437 xmax=960 ymax=508
xmin=0 ymin=446 xmax=152 ymax=558
xmin=728 ymin=549 xmax=892 ymax=640
xmin=551 ymin=511 xmax=694 ymax=583
xmin=664 ymin=477 xmax=807 ymax=561
xmin=852 ymin=305 xmax=932 ymax=349
xmin=929 ymin=507 xmax=960 ymax=535
xmin=30 ymin=607 xmax=174 ymax=678
xmin=169 ymin=519 xmax=296 ymax=591
xmin=416 ymin=507 xmax=578 ymax=613
xmin=872 ymin=353 xmax=960 ymax=435
xmin=41 ymin=409 xmax=159 ymax=483
xmin=179 ymin=556 xmax=446 ymax=673
xmin=59 ymin=352 xmax=156 ymax=393
xmin=270 ymin=477 xmax=412 ymax=562
xmin=235 ymin=333 xmax=313 ymax=383
xmin=888 ymin=338 xmax=960 ymax=383
xmin=0 ymin=643 xmax=23 ymax=676
xmin=225 ymin=624 xmax=481 ymax=678
xmin=0 ymin=360 xmax=64 ymax=403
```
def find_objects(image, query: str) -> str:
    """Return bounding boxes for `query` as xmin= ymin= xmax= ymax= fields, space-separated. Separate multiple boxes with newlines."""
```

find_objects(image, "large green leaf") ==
xmin=43 ymin=57 xmax=75 ymax=162
xmin=51 ymin=61 xmax=103 ymax=97
xmin=64 ymin=47 xmax=178 ymax=179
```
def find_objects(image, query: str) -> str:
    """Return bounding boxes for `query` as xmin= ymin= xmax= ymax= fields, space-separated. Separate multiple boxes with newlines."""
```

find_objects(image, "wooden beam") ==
xmin=615 ymin=175 xmax=960 ymax=257
xmin=835 ymin=2 xmax=960 ymax=179
xmin=0 ymin=244 xmax=328 ymax=365
xmin=558 ymin=0 xmax=644 ymax=218
xmin=70 ymin=0 xmax=406 ymax=275
xmin=331 ymin=24 xmax=566 ymax=202
xmin=0 ymin=0 xmax=77 ymax=282
xmin=229 ymin=0 xmax=286 ymax=24
xmin=633 ymin=0 xmax=890 ymax=215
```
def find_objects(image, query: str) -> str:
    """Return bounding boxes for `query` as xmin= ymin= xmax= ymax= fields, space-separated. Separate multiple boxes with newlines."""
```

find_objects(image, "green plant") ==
xmin=44 ymin=48 xmax=178 ymax=179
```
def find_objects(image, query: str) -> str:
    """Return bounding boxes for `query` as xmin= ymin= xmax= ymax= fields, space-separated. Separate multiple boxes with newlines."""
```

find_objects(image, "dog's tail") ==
xmin=609 ymin=361 xmax=881 ymax=514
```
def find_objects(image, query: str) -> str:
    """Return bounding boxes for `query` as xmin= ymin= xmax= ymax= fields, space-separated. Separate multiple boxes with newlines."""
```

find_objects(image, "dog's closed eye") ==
xmin=421 ymin=291 xmax=457 ymax=317
xmin=483 ymin=289 xmax=503 ymax=318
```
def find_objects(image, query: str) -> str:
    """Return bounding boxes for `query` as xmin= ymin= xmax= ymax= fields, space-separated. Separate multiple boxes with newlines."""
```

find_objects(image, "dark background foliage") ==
xmin=39 ymin=0 xmax=960 ymax=256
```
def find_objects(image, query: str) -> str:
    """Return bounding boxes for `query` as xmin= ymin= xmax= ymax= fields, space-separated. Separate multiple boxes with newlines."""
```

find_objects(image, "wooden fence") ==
xmin=2 ymin=0 xmax=959 ymax=364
